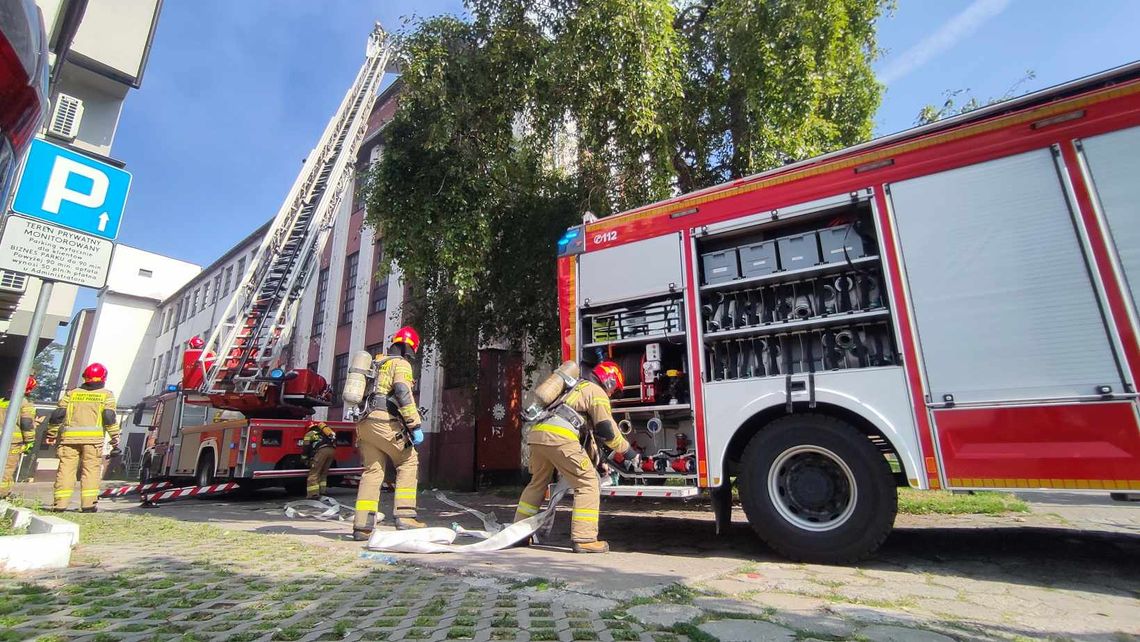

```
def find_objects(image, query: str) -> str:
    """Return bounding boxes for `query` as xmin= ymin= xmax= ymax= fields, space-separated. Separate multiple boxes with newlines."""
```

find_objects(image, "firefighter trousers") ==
xmin=354 ymin=413 xmax=418 ymax=530
xmin=514 ymin=441 xmax=600 ymax=543
xmin=306 ymin=447 xmax=336 ymax=498
xmin=54 ymin=444 xmax=103 ymax=510
xmin=1 ymin=446 xmax=23 ymax=498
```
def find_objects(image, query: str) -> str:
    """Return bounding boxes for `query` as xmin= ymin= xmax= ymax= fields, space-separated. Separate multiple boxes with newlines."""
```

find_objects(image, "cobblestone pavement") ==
xmin=4 ymin=483 xmax=1139 ymax=641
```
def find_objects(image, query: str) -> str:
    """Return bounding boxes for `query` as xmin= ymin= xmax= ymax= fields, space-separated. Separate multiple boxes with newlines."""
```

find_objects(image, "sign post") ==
xmin=0 ymin=139 xmax=131 ymax=489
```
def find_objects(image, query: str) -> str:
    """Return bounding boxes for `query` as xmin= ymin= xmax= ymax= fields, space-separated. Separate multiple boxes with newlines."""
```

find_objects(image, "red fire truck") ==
xmin=557 ymin=63 xmax=1140 ymax=562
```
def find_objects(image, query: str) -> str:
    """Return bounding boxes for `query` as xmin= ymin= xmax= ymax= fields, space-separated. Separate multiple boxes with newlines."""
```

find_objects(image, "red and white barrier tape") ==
xmin=100 ymin=481 xmax=172 ymax=498
xmin=141 ymin=482 xmax=239 ymax=504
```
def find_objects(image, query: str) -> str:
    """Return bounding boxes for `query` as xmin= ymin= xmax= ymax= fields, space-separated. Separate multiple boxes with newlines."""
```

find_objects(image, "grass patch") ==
xmin=490 ymin=614 xmax=518 ymax=628
xmin=571 ymin=630 xmax=597 ymax=640
xmin=0 ymin=516 xmax=24 ymax=537
xmin=531 ymin=631 xmax=558 ymax=641
xmin=454 ymin=615 xmax=477 ymax=626
xmin=898 ymin=489 xmax=1028 ymax=515
xmin=446 ymin=627 xmax=475 ymax=639
xmin=272 ymin=628 xmax=305 ymax=641
xmin=507 ymin=577 xmax=566 ymax=591
xmin=611 ymin=630 xmax=639 ymax=641
xmin=412 ymin=616 xmax=439 ymax=627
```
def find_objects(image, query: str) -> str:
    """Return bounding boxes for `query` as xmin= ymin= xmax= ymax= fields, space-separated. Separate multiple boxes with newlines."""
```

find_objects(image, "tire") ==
xmin=195 ymin=452 xmax=215 ymax=487
xmin=737 ymin=414 xmax=897 ymax=564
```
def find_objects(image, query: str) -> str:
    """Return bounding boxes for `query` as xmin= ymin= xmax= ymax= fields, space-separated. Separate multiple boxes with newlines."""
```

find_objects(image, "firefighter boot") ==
xmin=395 ymin=517 xmax=426 ymax=530
xmin=352 ymin=529 xmax=371 ymax=541
xmin=572 ymin=540 xmax=610 ymax=554
xmin=81 ymin=506 xmax=98 ymax=514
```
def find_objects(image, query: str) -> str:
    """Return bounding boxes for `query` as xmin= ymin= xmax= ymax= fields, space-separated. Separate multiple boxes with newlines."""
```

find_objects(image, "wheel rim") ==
xmin=767 ymin=445 xmax=857 ymax=532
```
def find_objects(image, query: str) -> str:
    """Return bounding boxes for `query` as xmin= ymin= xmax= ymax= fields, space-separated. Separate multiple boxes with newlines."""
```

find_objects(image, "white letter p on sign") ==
xmin=42 ymin=156 xmax=108 ymax=214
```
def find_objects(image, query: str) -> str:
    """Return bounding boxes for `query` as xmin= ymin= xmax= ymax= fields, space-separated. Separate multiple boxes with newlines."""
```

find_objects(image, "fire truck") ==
xmin=557 ymin=63 xmax=1140 ymax=562
xmin=135 ymin=25 xmax=396 ymax=496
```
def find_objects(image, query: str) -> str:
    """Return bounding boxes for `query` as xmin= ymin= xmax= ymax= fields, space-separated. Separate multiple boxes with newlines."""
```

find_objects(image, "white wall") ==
xmin=106 ymin=245 xmax=200 ymax=300
xmin=85 ymin=293 xmax=159 ymax=410
xmin=67 ymin=0 xmax=160 ymax=84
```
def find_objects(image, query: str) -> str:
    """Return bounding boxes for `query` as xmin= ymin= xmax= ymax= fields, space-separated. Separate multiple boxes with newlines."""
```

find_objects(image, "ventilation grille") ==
xmin=48 ymin=94 xmax=84 ymax=141
xmin=0 ymin=270 xmax=27 ymax=294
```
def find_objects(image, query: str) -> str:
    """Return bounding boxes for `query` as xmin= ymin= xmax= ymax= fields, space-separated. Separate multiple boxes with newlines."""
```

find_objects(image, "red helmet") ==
xmin=25 ymin=376 xmax=36 ymax=394
xmin=82 ymin=363 xmax=107 ymax=383
xmin=187 ymin=335 xmax=205 ymax=349
xmin=593 ymin=361 xmax=625 ymax=397
xmin=391 ymin=326 xmax=421 ymax=353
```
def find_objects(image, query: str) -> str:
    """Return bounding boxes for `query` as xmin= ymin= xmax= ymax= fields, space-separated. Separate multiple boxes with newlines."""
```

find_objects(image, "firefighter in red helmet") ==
xmin=351 ymin=326 xmax=426 ymax=540
xmin=0 ymin=377 xmax=39 ymax=498
xmin=513 ymin=360 xmax=640 ymax=553
xmin=46 ymin=363 xmax=119 ymax=512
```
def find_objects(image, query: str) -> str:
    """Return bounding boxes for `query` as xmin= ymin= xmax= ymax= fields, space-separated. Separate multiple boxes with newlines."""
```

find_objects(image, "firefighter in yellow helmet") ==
xmin=352 ymin=326 xmax=425 ymax=540
xmin=513 ymin=361 xmax=640 ymax=553
xmin=46 ymin=363 xmax=119 ymax=512
xmin=0 ymin=377 xmax=39 ymax=499
xmin=303 ymin=421 xmax=337 ymax=499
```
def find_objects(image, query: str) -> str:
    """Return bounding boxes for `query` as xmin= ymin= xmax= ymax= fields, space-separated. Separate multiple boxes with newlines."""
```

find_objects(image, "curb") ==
xmin=0 ymin=501 xmax=79 ymax=571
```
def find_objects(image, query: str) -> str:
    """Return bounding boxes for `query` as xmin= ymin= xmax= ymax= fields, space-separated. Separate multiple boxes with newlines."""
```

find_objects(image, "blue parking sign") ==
xmin=11 ymin=139 xmax=131 ymax=240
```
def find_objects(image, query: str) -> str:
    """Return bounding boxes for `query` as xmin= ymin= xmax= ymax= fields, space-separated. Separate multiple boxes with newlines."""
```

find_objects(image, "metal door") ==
xmin=475 ymin=349 xmax=523 ymax=474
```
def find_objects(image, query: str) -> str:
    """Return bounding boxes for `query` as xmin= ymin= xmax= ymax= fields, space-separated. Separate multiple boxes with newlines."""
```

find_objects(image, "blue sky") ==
xmin=70 ymin=0 xmax=1140 ymax=319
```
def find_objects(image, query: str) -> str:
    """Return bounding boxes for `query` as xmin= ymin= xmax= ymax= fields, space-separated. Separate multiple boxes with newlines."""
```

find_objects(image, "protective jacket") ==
xmin=46 ymin=383 xmax=119 ymax=446
xmin=527 ymin=379 xmax=630 ymax=455
xmin=0 ymin=399 xmax=37 ymax=445
xmin=370 ymin=355 xmax=422 ymax=429
xmin=303 ymin=424 xmax=337 ymax=457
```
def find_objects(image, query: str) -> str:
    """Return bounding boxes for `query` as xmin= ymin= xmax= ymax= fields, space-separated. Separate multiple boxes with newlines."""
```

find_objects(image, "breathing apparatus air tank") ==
xmin=521 ymin=360 xmax=580 ymax=420
xmin=341 ymin=350 xmax=375 ymax=406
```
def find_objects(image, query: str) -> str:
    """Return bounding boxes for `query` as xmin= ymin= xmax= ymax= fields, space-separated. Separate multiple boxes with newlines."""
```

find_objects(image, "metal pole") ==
xmin=0 ymin=280 xmax=54 ymax=484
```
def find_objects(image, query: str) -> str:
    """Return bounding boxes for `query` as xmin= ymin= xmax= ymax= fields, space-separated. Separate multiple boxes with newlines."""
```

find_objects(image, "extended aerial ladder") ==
xmin=195 ymin=24 xmax=394 ymax=417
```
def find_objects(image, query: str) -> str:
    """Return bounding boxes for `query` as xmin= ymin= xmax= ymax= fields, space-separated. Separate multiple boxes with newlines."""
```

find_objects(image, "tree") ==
xmin=915 ymin=70 xmax=1036 ymax=126
xmin=366 ymin=0 xmax=888 ymax=374
xmin=29 ymin=342 xmax=63 ymax=402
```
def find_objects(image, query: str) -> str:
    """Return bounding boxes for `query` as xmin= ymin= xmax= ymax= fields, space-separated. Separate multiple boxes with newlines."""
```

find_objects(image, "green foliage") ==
xmin=29 ymin=342 xmax=62 ymax=402
xmin=367 ymin=1 xmax=887 ymax=371
xmin=916 ymin=70 xmax=1036 ymax=125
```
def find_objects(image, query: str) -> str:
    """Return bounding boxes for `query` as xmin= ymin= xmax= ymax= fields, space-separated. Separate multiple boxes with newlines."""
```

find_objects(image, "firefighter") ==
xmin=352 ymin=326 xmax=425 ymax=540
xmin=513 ymin=361 xmax=641 ymax=553
xmin=0 ymin=377 xmax=39 ymax=499
xmin=303 ymin=421 xmax=337 ymax=499
xmin=46 ymin=363 xmax=119 ymax=512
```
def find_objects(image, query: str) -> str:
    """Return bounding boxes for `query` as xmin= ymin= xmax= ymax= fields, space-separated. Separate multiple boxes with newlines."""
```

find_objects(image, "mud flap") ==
xmin=711 ymin=481 xmax=733 ymax=536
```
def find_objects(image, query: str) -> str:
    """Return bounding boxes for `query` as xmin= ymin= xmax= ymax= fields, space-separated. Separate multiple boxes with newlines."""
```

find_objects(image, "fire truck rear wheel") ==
xmin=195 ymin=452 xmax=216 ymax=487
xmin=738 ymin=414 xmax=897 ymax=564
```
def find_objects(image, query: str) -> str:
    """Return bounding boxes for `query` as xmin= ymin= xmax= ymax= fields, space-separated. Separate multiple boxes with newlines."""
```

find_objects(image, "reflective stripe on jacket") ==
xmin=48 ymin=387 xmax=119 ymax=445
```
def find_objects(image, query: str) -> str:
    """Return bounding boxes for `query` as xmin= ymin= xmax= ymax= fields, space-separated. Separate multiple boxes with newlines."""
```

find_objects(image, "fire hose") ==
xmin=283 ymin=496 xmax=360 ymax=522
xmin=366 ymin=482 xmax=572 ymax=554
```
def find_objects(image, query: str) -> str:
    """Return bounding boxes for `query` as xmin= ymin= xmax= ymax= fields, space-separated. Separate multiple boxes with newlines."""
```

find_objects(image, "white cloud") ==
xmin=878 ymin=0 xmax=1013 ymax=85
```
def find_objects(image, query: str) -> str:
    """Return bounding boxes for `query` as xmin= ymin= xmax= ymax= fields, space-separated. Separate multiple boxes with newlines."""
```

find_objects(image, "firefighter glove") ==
xmin=22 ymin=443 xmax=34 ymax=454
xmin=410 ymin=429 xmax=424 ymax=446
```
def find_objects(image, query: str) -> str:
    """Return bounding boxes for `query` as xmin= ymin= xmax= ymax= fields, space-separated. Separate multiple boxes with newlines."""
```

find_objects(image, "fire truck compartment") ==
xmin=696 ymin=196 xmax=896 ymax=383
xmin=579 ymin=232 xmax=684 ymax=306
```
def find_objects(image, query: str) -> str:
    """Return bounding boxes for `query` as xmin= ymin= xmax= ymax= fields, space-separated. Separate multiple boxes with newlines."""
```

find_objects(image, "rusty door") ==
xmin=475 ymin=349 xmax=523 ymax=474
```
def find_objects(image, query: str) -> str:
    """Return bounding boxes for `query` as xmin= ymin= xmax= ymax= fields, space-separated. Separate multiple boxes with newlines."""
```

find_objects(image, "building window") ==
xmin=367 ymin=342 xmax=385 ymax=358
xmin=311 ymin=267 xmax=330 ymax=337
xmin=235 ymin=258 xmax=246 ymax=288
xmin=177 ymin=299 xmax=186 ymax=324
xmin=201 ymin=282 xmax=210 ymax=310
xmin=370 ymin=279 xmax=388 ymax=315
xmin=222 ymin=267 xmax=233 ymax=297
xmin=307 ymin=361 xmax=318 ymax=373
xmin=331 ymin=353 xmax=349 ymax=401
xmin=169 ymin=349 xmax=179 ymax=375
xmin=212 ymin=274 xmax=222 ymax=303
xmin=139 ymin=268 xmax=153 ymax=278
xmin=191 ymin=288 xmax=200 ymax=314
xmin=340 ymin=252 xmax=359 ymax=325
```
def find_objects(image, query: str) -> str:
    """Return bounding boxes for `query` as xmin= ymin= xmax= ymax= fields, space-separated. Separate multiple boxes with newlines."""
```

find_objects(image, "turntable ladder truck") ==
xmin=134 ymin=25 xmax=395 ymax=501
